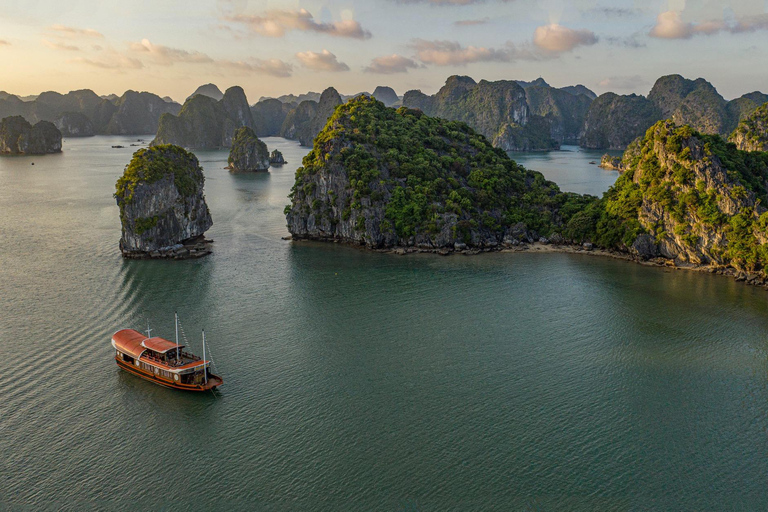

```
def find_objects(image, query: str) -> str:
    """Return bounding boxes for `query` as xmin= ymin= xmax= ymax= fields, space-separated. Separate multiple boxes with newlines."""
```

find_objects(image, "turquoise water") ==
xmin=1 ymin=137 xmax=767 ymax=510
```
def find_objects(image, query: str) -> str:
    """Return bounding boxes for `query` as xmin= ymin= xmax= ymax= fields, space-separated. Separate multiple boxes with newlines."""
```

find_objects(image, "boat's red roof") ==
xmin=112 ymin=329 xmax=148 ymax=358
xmin=141 ymin=337 xmax=183 ymax=354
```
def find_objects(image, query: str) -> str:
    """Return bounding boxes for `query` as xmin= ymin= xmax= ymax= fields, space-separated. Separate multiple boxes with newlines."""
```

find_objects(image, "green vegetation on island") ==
xmin=730 ymin=103 xmax=768 ymax=152
xmin=115 ymin=144 xmax=213 ymax=258
xmin=286 ymin=95 xmax=589 ymax=248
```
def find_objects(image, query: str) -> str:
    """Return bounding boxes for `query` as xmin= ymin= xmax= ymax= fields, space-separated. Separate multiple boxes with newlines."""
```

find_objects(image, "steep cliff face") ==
xmin=279 ymin=87 xmax=342 ymax=146
xmin=104 ymin=91 xmax=181 ymax=135
xmin=0 ymin=116 xmax=62 ymax=154
xmin=152 ymin=87 xmax=254 ymax=149
xmin=648 ymin=75 xmax=728 ymax=134
xmin=252 ymin=98 xmax=289 ymax=137
xmin=729 ymin=103 xmax=768 ymax=152
xmin=580 ymin=93 xmax=661 ymax=149
xmin=115 ymin=145 xmax=213 ymax=258
xmin=403 ymin=76 xmax=580 ymax=151
xmin=586 ymin=121 xmax=768 ymax=271
xmin=227 ymin=127 xmax=269 ymax=171
xmin=54 ymin=112 xmax=95 ymax=137
xmin=286 ymin=96 xmax=583 ymax=251
xmin=525 ymin=85 xmax=593 ymax=144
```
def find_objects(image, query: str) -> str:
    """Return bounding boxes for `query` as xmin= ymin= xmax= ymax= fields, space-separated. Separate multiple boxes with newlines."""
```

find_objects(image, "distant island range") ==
xmin=2 ymin=74 xmax=766 ymax=152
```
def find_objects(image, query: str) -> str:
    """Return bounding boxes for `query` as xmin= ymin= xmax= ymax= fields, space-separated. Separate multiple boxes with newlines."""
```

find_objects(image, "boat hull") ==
xmin=115 ymin=357 xmax=223 ymax=392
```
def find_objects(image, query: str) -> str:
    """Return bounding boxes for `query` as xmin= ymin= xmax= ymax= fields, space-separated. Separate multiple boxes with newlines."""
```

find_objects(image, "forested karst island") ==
xmin=287 ymin=96 xmax=768 ymax=285
xmin=115 ymin=145 xmax=213 ymax=259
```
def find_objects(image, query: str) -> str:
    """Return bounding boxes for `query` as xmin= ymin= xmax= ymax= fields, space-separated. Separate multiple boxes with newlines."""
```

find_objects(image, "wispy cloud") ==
xmin=70 ymin=53 xmax=144 ymax=71
xmin=649 ymin=11 xmax=768 ymax=39
xmin=410 ymin=39 xmax=522 ymax=65
xmin=364 ymin=54 xmax=420 ymax=74
xmin=42 ymin=39 xmax=80 ymax=51
xmin=604 ymin=34 xmax=646 ymax=48
xmin=0 ymin=39 xmax=10 ymax=46
xmin=295 ymin=49 xmax=349 ymax=72
xmin=532 ymin=24 xmax=598 ymax=54
xmin=49 ymin=24 xmax=104 ymax=39
xmin=227 ymin=9 xmax=371 ymax=39
xmin=129 ymin=39 xmax=212 ymax=65
xmin=218 ymin=58 xmax=293 ymax=77
xmin=454 ymin=18 xmax=489 ymax=26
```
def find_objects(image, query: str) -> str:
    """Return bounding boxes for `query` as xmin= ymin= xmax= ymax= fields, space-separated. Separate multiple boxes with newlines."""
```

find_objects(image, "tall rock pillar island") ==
xmin=115 ymin=144 xmax=213 ymax=259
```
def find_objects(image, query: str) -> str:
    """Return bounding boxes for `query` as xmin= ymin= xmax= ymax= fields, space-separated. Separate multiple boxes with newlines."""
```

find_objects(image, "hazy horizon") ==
xmin=1 ymin=0 xmax=766 ymax=103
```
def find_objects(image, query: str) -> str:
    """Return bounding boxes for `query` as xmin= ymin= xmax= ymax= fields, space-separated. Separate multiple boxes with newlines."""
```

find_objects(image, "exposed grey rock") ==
xmin=269 ymin=149 xmax=286 ymax=165
xmin=115 ymin=145 xmax=212 ymax=258
xmin=227 ymin=127 xmax=269 ymax=172
xmin=0 ymin=116 xmax=62 ymax=154
xmin=54 ymin=112 xmax=94 ymax=137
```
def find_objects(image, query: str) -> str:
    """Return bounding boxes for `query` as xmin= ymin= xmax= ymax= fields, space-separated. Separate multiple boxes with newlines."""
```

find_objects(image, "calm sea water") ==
xmin=1 ymin=137 xmax=767 ymax=510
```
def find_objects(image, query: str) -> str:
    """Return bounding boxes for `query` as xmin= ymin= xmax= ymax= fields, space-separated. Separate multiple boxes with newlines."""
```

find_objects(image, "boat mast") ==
xmin=202 ymin=330 xmax=207 ymax=385
xmin=146 ymin=318 xmax=152 ymax=338
xmin=175 ymin=311 xmax=180 ymax=362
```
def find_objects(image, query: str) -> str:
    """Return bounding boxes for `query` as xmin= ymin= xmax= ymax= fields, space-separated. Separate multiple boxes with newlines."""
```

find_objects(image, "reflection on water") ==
xmin=1 ymin=136 xmax=767 ymax=509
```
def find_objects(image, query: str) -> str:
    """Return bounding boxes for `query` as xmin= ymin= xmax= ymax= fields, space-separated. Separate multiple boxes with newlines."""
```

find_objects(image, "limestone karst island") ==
xmin=3 ymin=1 xmax=768 ymax=509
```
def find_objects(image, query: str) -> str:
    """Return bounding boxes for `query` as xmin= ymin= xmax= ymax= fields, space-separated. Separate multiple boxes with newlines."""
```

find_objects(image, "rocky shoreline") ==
xmin=120 ymin=235 xmax=213 ymax=260
xmin=288 ymin=237 xmax=768 ymax=289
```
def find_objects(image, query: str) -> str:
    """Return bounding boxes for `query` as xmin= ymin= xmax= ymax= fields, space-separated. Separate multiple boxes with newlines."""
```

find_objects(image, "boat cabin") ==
xmin=111 ymin=328 xmax=218 ymax=389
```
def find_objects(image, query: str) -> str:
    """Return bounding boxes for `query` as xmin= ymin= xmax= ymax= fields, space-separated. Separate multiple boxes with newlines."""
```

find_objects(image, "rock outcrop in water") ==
xmin=227 ymin=127 xmax=269 ymax=171
xmin=729 ymin=103 xmax=768 ymax=152
xmin=599 ymin=154 xmax=624 ymax=171
xmin=285 ymin=96 xmax=588 ymax=251
xmin=53 ymin=112 xmax=94 ymax=137
xmin=270 ymin=149 xmax=285 ymax=165
xmin=0 ymin=116 xmax=62 ymax=154
xmin=115 ymin=145 xmax=213 ymax=259
xmin=152 ymin=86 xmax=255 ymax=149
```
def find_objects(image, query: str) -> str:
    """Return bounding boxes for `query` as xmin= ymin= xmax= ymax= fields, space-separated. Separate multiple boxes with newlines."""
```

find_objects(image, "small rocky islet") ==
xmin=115 ymin=145 xmax=213 ymax=259
xmin=286 ymin=95 xmax=768 ymax=287
xmin=227 ymin=127 xmax=269 ymax=172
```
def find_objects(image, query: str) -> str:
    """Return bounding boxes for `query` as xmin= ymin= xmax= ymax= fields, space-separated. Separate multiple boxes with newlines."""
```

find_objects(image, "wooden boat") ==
xmin=111 ymin=314 xmax=223 ymax=392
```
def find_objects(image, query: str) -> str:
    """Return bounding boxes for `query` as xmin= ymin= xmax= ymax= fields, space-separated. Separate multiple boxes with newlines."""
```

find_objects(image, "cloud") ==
xmin=218 ymin=58 xmax=293 ymax=77
xmin=0 ymin=40 xmax=10 ymax=46
xmin=49 ymin=24 xmax=104 ymax=38
xmin=598 ymin=75 xmax=648 ymax=90
xmin=295 ymin=49 xmax=349 ymax=72
xmin=227 ymin=9 xmax=371 ymax=39
xmin=649 ymin=11 xmax=768 ymax=39
xmin=410 ymin=39 xmax=521 ymax=65
xmin=533 ymin=24 xmax=598 ymax=53
xmin=70 ymin=54 xmax=144 ymax=70
xmin=42 ymin=39 xmax=80 ymax=51
xmin=364 ymin=54 xmax=420 ymax=74
xmin=129 ymin=39 xmax=213 ymax=65
xmin=454 ymin=18 xmax=489 ymax=26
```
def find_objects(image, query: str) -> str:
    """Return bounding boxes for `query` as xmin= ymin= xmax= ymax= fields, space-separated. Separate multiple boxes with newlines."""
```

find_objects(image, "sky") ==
xmin=0 ymin=0 xmax=766 ymax=103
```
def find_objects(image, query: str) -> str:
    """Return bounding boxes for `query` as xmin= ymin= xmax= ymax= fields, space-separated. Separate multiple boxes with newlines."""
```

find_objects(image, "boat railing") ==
xmin=142 ymin=351 xmax=203 ymax=368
